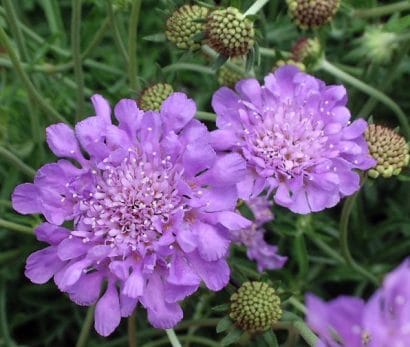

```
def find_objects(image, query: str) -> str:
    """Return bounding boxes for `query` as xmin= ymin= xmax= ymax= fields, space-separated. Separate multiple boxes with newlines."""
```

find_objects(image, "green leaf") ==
xmin=216 ymin=316 xmax=233 ymax=333
xmin=221 ymin=328 xmax=243 ymax=346
xmin=142 ymin=33 xmax=166 ymax=42
xmin=212 ymin=303 xmax=229 ymax=313
xmin=262 ymin=330 xmax=279 ymax=347
xmin=212 ymin=54 xmax=229 ymax=71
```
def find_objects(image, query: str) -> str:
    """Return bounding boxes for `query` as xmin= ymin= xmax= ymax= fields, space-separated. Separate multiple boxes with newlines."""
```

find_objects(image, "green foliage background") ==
xmin=0 ymin=0 xmax=409 ymax=346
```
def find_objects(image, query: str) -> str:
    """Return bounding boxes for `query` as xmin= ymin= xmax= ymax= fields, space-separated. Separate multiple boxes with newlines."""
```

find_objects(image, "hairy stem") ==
xmin=75 ymin=306 xmax=95 ymax=347
xmin=71 ymin=0 xmax=85 ymax=122
xmin=319 ymin=59 xmax=410 ymax=140
xmin=128 ymin=312 xmax=137 ymax=347
xmin=107 ymin=1 xmax=129 ymax=64
xmin=339 ymin=190 xmax=379 ymax=285
xmin=0 ymin=219 xmax=34 ymax=235
xmin=243 ymin=0 xmax=270 ymax=16
xmin=128 ymin=0 xmax=142 ymax=93
xmin=0 ymin=146 xmax=35 ymax=178
xmin=165 ymin=329 xmax=182 ymax=347
xmin=353 ymin=1 xmax=410 ymax=18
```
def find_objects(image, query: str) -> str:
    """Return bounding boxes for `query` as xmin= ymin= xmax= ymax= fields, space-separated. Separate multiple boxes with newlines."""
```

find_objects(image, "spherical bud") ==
xmin=229 ymin=282 xmax=282 ymax=334
xmin=365 ymin=124 xmax=409 ymax=178
xmin=274 ymin=59 xmax=306 ymax=72
xmin=166 ymin=5 xmax=209 ymax=50
xmin=206 ymin=7 xmax=255 ymax=58
xmin=287 ymin=0 xmax=340 ymax=29
xmin=361 ymin=27 xmax=398 ymax=65
xmin=291 ymin=37 xmax=322 ymax=69
xmin=217 ymin=60 xmax=245 ymax=87
xmin=138 ymin=83 xmax=174 ymax=111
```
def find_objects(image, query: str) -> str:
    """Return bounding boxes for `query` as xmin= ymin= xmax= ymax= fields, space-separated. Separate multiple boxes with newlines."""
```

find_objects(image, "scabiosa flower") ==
xmin=231 ymin=197 xmax=287 ymax=272
xmin=13 ymin=93 xmax=250 ymax=336
xmin=139 ymin=83 xmax=174 ymax=111
xmin=306 ymin=258 xmax=410 ymax=346
xmin=211 ymin=65 xmax=376 ymax=214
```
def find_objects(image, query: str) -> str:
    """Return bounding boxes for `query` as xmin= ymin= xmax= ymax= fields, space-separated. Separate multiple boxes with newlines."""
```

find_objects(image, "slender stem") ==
xmin=0 ymin=27 xmax=68 ymax=123
xmin=0 ymin=219 xmax=34 ymax=235
xmin=107 ymin=1 xmax=129 ymax=64
xmin=75 ymin=306 xmax=95 ymax=347
xmin=319 ymin=59 xmax=410 ymax=140
xmin=243 ymin=0 xmax=270 ymax=16
xmin=40 ymin=0 xmax=66 ymax=45
xmin=71 ymin=0 xmax=85 ymax=122
xmin=258 ymin=47 xmax=277 ymax=57
xmin=293 ymin=321 xmax=318 ymax=347
xmin=128 ymin=312 xmax=137 ymax=347
xmin=353 ymin=1 xmax=410 ymax=18
xmin=165 ymin=329 xmax=182 ymax=347
xmin=144 ymin=336 xmax=219 ymax=347
xmin=2 ymin=0 xmax=29 ymax=60
xmin=0 ymin=146 xmax=35 ymax=178
xmin=288 ymin=297 xmax=307 ymax=315
xmin=339 ymin=190 xmax=379 ymax=285
xmin=82 ymin=17 xmax=110 ymax=59
xmin=196 ymin=111 xmax=216 ymax=121
xmin=0 ymin=282 xmax=17 ymax=347
xmin=128 ymin=0 xmax=142 ymax=93
xmin=162 ymin=63 xmax=214 ymax=75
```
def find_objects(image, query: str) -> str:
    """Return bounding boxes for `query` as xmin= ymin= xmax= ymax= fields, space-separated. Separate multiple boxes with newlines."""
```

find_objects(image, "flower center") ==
xmin=78 ymin=150 xmax=182 ymax=251
xmin=244 ymin=103 xmax=328 ymax=177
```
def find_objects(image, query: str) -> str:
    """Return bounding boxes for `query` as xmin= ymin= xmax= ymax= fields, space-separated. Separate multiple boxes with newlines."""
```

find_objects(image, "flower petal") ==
xmin=12 ymin=183 xmax=41 ymax=214
xmin=161 ymin=93 xmax=196 ymax=132
xmin=94 ymin=282 xmax=121 ymax=336
xmin=25 ymin=246 xmax=64 ymax=284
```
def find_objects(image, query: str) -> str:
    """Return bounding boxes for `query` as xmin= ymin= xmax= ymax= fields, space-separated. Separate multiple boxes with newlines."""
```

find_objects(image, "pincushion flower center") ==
xmin=246 ymin=104 xmax=328 ymax=177
xmin=79 ymin=150 xmax=182 ymax=251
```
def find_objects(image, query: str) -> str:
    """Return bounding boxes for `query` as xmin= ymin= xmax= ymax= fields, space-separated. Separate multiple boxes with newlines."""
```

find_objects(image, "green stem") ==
xmin=40 ymin=0 xmax=66 ymax=45
xmin=259 ymin=47 xmax=277 ymax=57
xmin=128 ymin=312 xmax=137 ymax=347
xmin=144 ymin=336 xmax=219 ymax=347
xmin=353 ymin=1 xmax=410 ymax=18
xmin=196 ymin=111 xmax=216 ymax=121
xmin=319 ymin=58 xmax=410 ymax=140
xmin=165 ymin=329 xmax=182 ymax=347
xmin=107 ymin=1 xmax=129 ymax=64
xmin=162 ymin=63 xmax=214 ymax=75
xmin=0 ymin=27 xmax=68 ymax=123
xmin=2 ymin=0 xmax=29 ymax=60
xmin=82 ymin=17 xmax=110 ymax=59
xmin=75 ymin=306 xmax=95 ymax=347
xmin=293 ymin=321 xmax=318 ymax=347
xmin=0 ymin=282 xmax=17 ymax=347
xmin=0 ymin=219 xmax=34 ymax=235
xmin=339 ymin=191 xmax=379 ymax=285
xmin=201 ymin=45 xmax=252 ymax=76
xmin=243 ymin=0 xmax=269 ymax=16
xmin=0 ymin=146 xmax=35 ymax=178
xmin=72 ymin=0 xmax=85 ymax=122
xmin=288 ymin=297 xmax=307 ymax=315
xmin=128 ymin=0 xmax=142 ymax=93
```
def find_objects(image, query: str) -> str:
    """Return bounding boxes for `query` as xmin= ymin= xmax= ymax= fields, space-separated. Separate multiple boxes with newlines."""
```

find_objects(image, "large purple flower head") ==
xmin=231 ymin=197 xmax=287 ymax=272
xmin=306 ymin=258 xmax=410 ymax=347
xmin=211 ymin=65 xmax=375 ymax=213
xmin=12 ymin=93 xmax=250 ymax=336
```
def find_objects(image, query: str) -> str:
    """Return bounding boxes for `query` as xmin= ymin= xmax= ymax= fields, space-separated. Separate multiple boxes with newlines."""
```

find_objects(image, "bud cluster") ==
xmin=365 ymin=124 xmax=409 ymax=178
xmin=165 ymin=5 xmax=209 ymax=50
xmin=206 ymin=7 xmax=255 ymax=58
xmin=287 ymin=0 xmax=340 ymax=29
xmin=230 ymin=282 xmax=282 ymax=334
xmin=138 ymin=83 xmax=174 ymax=111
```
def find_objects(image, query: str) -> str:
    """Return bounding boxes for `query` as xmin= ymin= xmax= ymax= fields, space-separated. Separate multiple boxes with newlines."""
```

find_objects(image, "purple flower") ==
xmin=306 ymin=258 xmax=410 ymax=346
xmin=231 ymin=197 xmax=287 ymax=272
xmin=211 ymin=65 xmax=376 ymax=214
xmin=13 ymin=93 xmax=250 ymax=336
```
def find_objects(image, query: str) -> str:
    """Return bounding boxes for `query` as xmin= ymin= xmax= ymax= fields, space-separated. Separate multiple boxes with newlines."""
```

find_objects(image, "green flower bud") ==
xmin=166 ymin=5 xmax=209 ymax=50
xmin=217 ymin=59 xmax=245 ymax=87
xmin=365 ymin=124 xmax=409 ymax=179
xmin=206 ymin=7 xmax=255 ymax=58
xmin=229 ymin=282 xmax=282 ymax=334
xmin=273 ymin=59 xmax=306 ymax=72
xmin=139 ymin=83 xmax=174 ymax=111
xmin=287 ymin=0 xmax=340 ymax=29
xmin=361 ymin=27 xmax=398 ymax=65
xmin=291 ymin=37 xmax=322 ymax=69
